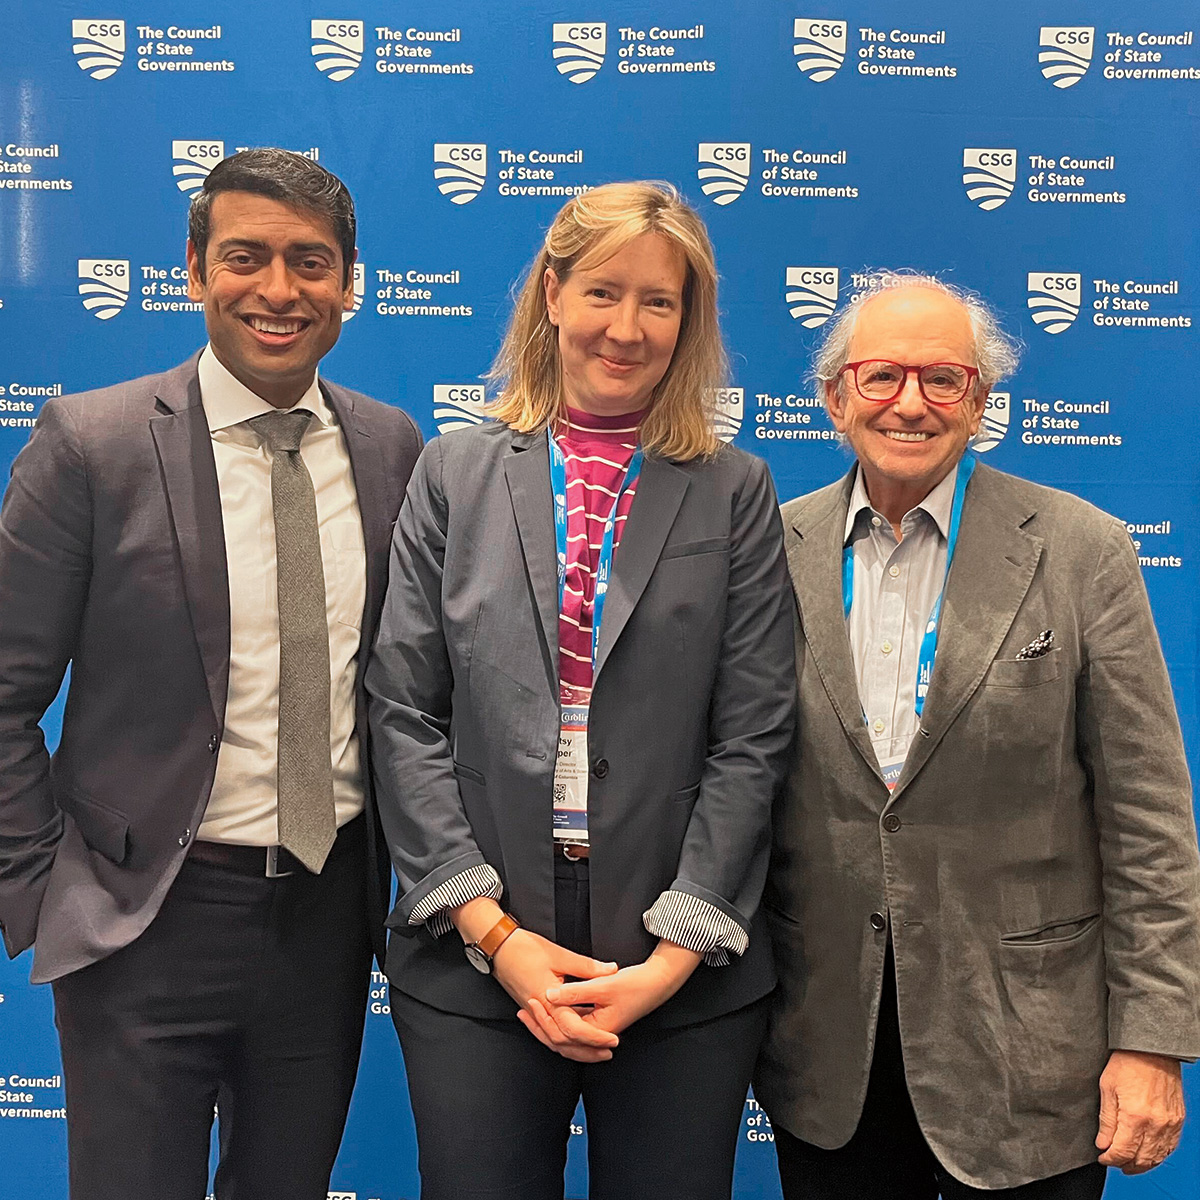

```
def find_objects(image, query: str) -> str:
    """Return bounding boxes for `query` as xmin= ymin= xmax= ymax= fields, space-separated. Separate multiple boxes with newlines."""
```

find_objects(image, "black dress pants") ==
xmin=391 ymin=854 xmax=769 ymax=1200
xmin=773 ymin=947 xmax=1107 ymax=1200
xmin=52 ymin=817 xmax=373 ymax=1200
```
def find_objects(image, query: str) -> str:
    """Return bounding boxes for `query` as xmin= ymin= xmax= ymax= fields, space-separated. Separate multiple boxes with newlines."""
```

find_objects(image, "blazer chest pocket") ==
xmin=985 ymin=647 xmax=1062 ymax=688
xmin=60 ymin=790 xmax=131 ymax=866
xmin=658 ymin=536 xmax=730 ymax=562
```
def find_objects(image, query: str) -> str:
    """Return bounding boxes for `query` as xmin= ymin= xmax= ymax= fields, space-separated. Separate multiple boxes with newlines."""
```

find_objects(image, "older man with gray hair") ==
xmin=755 ymin=273 xmax=1200 ymax=1200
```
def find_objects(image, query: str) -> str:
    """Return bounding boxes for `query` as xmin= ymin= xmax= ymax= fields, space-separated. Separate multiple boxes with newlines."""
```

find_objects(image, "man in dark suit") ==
xmin=756 ymin=275 xmax=1200 ymax=1199
xmin=0 ymin=149 xmax=422 ymax=1200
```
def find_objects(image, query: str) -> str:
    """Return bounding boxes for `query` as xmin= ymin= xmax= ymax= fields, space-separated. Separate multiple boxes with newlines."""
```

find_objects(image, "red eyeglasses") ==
xmin=841 ymin=360 xmax=980 ymax=406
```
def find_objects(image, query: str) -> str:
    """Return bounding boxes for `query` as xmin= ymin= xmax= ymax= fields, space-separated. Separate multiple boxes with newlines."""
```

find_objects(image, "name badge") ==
xmin=553 ymin=701 xmax=590 ymax=843
xmin=881 ymin=758 xmax=904 ymax=791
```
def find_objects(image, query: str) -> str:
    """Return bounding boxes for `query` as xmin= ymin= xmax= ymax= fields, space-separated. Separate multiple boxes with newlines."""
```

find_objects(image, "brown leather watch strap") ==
xmin=477 ymin=912 xmax=520 ymax=960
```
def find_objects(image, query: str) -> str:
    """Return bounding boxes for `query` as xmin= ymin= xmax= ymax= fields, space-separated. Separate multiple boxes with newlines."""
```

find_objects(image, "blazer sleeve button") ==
xmin=869 ymin=912 xmax=887 ymax=931
xmin=208 ymin=735 xmax=219 ymax=753
xmin=592 ymin=758 xmax=609 ymax=779
xmin=882 ymin=814 xmax=902 ymax=833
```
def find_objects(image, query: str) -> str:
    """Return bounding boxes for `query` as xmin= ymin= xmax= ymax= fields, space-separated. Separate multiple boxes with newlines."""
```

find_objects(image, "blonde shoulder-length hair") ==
xmin=486 ymin=181 xmax=727 ymax=461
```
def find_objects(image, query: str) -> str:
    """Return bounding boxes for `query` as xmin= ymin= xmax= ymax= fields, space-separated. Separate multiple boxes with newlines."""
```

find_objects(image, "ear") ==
xmin=824 ymin=378 xmax=849 ymax=434
xmin=343 ymin=247 xmax=359 ymax=312
xmin=543 ymin=267 xmax=562 ymax=326
xmin=186 ymin=239 xmax=205 ymax=302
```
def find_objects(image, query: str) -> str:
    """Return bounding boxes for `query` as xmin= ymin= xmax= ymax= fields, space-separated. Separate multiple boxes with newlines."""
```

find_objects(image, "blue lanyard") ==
xmin=549 ymin=428 xmax=644 ymax=668
xmin=842 ymin=454 xmax=975 ymax=718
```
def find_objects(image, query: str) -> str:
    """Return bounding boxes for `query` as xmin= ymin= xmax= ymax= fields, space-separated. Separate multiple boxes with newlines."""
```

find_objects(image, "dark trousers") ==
xmin=391 ymin=855 xmax=769 ymax=1200
xmin=52 ymin=816 xmax=372 ymax=1200
xmin=774 ymin=948 xmax=1107 ymax=1200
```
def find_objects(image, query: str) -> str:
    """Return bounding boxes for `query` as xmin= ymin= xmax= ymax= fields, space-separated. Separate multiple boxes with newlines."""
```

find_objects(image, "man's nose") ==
xmin=891 ymin=370 xmax=927 ymax=418
xmin=257 ymin=258 xmax=300 ymax=308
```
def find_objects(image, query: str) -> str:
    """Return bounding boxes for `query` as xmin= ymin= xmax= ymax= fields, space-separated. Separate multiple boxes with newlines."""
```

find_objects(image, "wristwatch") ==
xmin=464 ymin=912 xmax=521 ymax=974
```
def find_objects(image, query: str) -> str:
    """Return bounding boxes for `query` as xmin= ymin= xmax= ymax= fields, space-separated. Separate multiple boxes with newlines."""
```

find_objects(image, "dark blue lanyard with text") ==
xmin=841 ymin=454 xmax=975 ymax=718
xmin=548 ymin=428 xmax=644 ymax=665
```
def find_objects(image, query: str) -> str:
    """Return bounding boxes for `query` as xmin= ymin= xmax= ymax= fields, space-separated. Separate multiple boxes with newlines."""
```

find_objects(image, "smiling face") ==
xmin=543 ymin=231 xmax=686 ymax=418
xmin=826 ymin=286 xmax=987 ymax=522
xmin=187 ymin=191 xmax=354 ymax=408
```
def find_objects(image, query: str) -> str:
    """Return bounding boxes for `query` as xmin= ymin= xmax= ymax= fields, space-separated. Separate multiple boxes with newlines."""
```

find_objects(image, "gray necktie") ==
xmin=250 ymin=409 xmax=336 ymax=873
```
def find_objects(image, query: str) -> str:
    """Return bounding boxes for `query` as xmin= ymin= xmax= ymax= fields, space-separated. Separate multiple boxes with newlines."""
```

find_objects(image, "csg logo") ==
xmin=327 ymin=1193 xmax=357 ymax=1200
xmin=1038 ymin=27 xmax=1095 ymax=88
xmin=433 ymin=384 xmax=488 ymax=433
xmin=434 ymin=143 xmax=487 ymax=204
xmin=311 ymin=20 xmax=364 ymax=82
xmin=77 ymin=258 xmax=130 ymax=320
xmin=962 ymin=148 xmax=1017 ymax=211
xmin=785 ymin=267 xmax=840 ymax=327
xmin=1027 ymin=272 xmax=1082 ymax=334
xmin=72 ymin=19 xmax=125 ymax=79
xmin=697 ymin=143 xmax=751 ymax=206
xmin=793 ymin=18 xmax=847 ymax=82
xmin=172 ymin=140 xmax=226 ymax=197
xmin=973 ymin=391 xmax=1011 ymax=452
xmin=711 ymin=387 xmax=744 ymax=443
xmin=342 ymin=262 xmax=365 ymax=322
xmin=552 ymin=23 xmax=607 ymax=84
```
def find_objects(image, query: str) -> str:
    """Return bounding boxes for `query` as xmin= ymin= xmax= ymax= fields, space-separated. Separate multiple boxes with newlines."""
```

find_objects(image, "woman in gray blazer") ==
xmin=367 ymin=182 xmax=796 ymax=1200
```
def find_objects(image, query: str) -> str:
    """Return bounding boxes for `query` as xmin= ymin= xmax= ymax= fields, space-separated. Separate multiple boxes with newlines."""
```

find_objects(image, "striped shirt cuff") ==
xmin=409 ymin=864 xmax=503 ymax=939
xmin=643 ymin=889 xmax=750 ymax=968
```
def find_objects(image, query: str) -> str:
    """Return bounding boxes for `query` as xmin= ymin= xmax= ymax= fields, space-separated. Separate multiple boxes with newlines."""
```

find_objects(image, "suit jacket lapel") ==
xmin=503 ymin=433 xmax=559 ymax=690
xmin=788 ymin=471 xmax=883 ymax=783
xmin=149 ymin=356 xmax=230 ymax=726
xmin=323 ymin=383 xmax=390 ymax=662
xmin=892 ymin=463 xmax=1043 ymax=795
xmin=593 ymin=454 xmax=689 ymax=682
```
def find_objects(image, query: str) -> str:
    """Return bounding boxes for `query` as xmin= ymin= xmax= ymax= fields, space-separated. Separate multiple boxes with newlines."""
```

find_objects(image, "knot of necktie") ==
xmin=250 ymin=409 xmax=313 ymax=454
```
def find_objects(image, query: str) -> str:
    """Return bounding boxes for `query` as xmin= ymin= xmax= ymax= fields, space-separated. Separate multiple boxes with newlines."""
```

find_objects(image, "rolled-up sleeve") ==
xmin=409 ymin=863 xmax=504 ymax=938
xmin=643 ymin=888 xmax=749 ymax=966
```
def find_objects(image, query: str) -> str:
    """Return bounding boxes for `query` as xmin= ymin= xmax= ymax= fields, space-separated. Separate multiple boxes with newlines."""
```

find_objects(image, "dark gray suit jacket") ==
xmin=0 ymin=354 xmax=422 ymax=983
xmin=756 ymin=460 xmax=1200 ymax=1188
xmin=367 ymin=421 xmax=796 ymax=1026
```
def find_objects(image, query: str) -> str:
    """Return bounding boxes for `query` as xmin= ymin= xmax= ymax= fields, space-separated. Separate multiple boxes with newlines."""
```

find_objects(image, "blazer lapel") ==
xmin=593 ymin=455 xmax=689 ymax=681
xmin=503 ymin=433 xmax=559 ymax=688
xmin=788 ymin=471 xmax=883 ymax=783
xmin=323 ymin=383 xmax=390 ymax=652
xmin=149 ymin=357 xmax=230 ymax=725
xmin=892 ymin=464 xmax=1043 ymax=795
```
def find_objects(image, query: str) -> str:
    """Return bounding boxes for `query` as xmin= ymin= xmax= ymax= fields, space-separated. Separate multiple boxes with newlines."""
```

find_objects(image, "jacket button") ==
xmin=870 ymin=912 xmax=887 ymax=932
xmin=592 ymin=759 xmax=609 ymax=779
xmin=208 ymin=734 xmax=219 ymax=753
xmin=179 ymin=829 xmax=191 ymax=847
xmin=882 ymin=814 xmax=902 ymax=833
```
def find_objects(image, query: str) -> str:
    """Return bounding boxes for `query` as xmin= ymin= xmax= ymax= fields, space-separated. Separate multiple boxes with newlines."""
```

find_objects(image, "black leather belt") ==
xmin=187 ymin=814 xmax=364 ymax=878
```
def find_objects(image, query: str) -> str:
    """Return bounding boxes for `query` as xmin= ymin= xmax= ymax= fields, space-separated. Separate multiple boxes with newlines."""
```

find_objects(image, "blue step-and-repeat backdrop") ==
xmin=1 ymin=2 xmax=1197 ymax=1197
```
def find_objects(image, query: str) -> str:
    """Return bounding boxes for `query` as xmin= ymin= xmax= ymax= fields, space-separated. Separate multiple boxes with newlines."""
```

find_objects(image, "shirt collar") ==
xmin=844 ymin=460 xmax=961 ymax=545
xmin=198 ymin=345 xmax=330 ymax=433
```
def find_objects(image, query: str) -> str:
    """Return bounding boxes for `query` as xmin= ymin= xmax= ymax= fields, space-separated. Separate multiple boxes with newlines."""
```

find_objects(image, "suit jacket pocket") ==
xmin=658 ymin=536 xmax=730 ymax=561
xmin=985 ymin=648 xmax=1062 ymax=688
xmin=453 ymin=761 xmax=486 ymax=786
xmin=59 ymin=790 xmax=131 ymax=866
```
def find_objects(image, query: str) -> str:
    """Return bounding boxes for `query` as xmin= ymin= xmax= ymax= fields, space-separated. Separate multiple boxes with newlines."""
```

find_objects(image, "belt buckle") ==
xmin=265 ymin=846 xmax=294 ymax=878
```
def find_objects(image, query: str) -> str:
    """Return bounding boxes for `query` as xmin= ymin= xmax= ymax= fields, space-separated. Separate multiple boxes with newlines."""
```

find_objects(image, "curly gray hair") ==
xmin=813 ymin=271 xmax=1021 ymax=396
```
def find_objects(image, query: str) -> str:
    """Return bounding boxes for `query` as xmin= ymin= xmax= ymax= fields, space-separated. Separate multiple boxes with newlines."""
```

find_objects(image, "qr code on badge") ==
xmin=554 ymin=782 xmax=567 ymax=805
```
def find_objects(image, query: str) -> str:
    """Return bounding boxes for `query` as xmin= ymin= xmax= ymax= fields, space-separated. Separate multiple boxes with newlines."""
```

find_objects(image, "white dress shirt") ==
xmin=196 ymin=346 xmax=367 ymax=845
xmin=844 ymin=462 xmax=959 ymax=787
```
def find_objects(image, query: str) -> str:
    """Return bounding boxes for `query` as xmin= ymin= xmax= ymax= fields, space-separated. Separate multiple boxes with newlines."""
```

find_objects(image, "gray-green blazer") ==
xmin=755 ymin=459 xmax=1200 ymax=1188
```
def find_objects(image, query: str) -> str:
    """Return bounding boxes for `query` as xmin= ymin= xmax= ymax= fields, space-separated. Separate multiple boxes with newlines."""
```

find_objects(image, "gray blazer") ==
xmin=367 ymin=421 xmax=796 ymax=1026
xmin=755 ymin=460 xmax=1200 ymax=1188
xmin=0 ymin=355 xmax=422 ymax=982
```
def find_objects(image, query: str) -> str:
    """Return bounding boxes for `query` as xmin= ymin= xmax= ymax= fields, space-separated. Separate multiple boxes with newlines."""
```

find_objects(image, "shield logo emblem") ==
xmin=433 ymin=385 xmax=488 ymax=433
xmin=552 ymin=23 xmax=607 ymax=83
xmin=72 ymin=20 xmax=125 ymax=80
xmin=172 ymin=141 xmax=225 ymax=197
xmin=78 ymin=259 xmax=130 ymax=320
xmin=711 ymin=388 xmax=744 ymax=443
xmin=962 ymin=149 xmax=1017 ymax=211
xmin=697 ymin=144 xmax=751 ymax=206
xmin=1027 ymin=272 xmax=1081 ymax=334
xmin=785 ymin=268 xmax=840 ymax=328
xmin=342 ymin=262 xmax=365 ymax=322
xmin=793 ymin=19 xmax=847 ymax=82
xmin=434 ymin=144 xmax=487 ymax=204
xmin=1038 ymin=27 xmax=1095 ymax=88
xmin=311 ymin=20 xmax=364 ymax=82
xmin=973 ymin=391 xmax=1010 ymax=453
